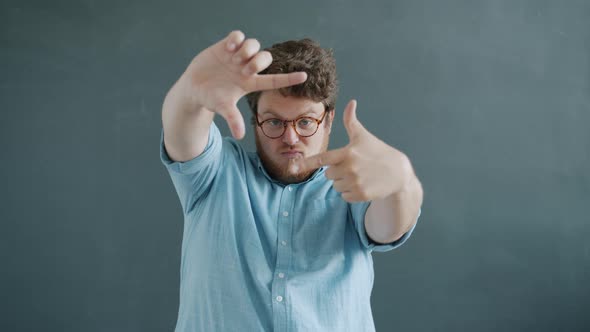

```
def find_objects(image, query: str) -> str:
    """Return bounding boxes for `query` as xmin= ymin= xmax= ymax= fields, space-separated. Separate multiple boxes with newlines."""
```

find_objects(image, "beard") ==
xmin=255 ymin=130 xmax=330 ymax=185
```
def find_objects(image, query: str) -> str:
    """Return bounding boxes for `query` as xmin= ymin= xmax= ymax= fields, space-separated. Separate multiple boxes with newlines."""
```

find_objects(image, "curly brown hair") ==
xmin=245 ymin=38 xmax=338 ymax=126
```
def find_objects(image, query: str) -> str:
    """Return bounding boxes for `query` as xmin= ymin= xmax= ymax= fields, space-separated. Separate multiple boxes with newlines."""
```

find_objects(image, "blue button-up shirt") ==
xmin=160 ymin=122 xmax=420 ymax=332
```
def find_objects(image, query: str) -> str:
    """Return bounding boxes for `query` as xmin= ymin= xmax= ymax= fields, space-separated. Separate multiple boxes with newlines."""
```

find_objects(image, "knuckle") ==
xmin=235 ymin=39 xmax=255 ymax=60
xmin=223 ymin=109 xmax=235 ymax=120
xmin=347 ymin=162 xmax=359 ymax=174
xmin=343 ymin=149 xmax=354 ymax=159
xmin=242 ymin=65 xmax=254 ymax=76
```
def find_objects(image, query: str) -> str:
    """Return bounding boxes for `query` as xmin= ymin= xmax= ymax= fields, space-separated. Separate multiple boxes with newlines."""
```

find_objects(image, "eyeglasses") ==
xmin=255 ymin=110 xmax=328 ymax=139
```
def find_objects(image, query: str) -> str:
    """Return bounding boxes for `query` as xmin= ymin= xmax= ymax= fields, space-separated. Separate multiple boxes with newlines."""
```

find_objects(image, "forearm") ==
xmin=161 ymin=77 xmax=215 ymax=162
xmin=365 ymin=172 xmax=423 ymax=244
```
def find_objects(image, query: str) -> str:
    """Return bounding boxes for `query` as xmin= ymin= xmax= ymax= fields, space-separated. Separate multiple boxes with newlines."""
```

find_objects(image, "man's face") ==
xmin=255 ymin=90 xmax=334 ymax=184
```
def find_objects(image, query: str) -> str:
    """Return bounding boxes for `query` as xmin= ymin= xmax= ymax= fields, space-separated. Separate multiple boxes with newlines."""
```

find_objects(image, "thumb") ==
xmin=343 ymin=99 xmax=364 ymax=141
xmin=218 ymin=105 xmax=245 ymax=139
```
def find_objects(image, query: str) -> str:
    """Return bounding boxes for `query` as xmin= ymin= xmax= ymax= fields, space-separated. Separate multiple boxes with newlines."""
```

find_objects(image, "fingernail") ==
xmin=228 ymin=42 xmax=236 ymax=51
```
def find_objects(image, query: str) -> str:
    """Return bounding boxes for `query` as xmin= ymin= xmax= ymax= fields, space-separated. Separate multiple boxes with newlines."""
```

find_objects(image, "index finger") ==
xmin=298 ymin=147 xmax=348 ymax=173
xmin=252 ymin=71 xmax=308 ymax=91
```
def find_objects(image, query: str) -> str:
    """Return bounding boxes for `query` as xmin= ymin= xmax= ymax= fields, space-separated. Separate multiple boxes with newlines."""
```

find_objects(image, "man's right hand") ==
xmin=174 ymin=30 xmax=308 ymax=139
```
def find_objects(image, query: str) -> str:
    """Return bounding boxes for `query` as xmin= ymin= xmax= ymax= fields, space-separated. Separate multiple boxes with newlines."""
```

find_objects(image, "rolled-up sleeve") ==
xmin=349 ymin=202 xmax=421 ymax=253
xmin=160 ymin=121 xmax=223 ymax=214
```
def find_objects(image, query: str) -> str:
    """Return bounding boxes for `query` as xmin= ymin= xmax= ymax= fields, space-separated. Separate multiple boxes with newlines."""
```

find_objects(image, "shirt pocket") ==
xmin=298 ymin=197 xmax=349 ymax=259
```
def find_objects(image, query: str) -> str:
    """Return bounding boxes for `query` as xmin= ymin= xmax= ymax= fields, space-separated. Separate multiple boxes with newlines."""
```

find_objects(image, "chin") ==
xmin=266 ymin=157 xmax=314 ymax=184
xmin=280 ymin=173 xmax=312 ymax=185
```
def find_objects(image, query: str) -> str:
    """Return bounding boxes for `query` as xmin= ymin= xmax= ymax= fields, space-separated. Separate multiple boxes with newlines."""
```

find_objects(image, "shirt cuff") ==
xmin=355 ymin=203 xmax=421 ymax=253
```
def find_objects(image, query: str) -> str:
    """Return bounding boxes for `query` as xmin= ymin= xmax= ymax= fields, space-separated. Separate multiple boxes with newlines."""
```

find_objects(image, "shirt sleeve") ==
xmin=349 ymin=201 xmax=421 ymax=253
xmin=160 ymin=121 xmax=223 ymax=214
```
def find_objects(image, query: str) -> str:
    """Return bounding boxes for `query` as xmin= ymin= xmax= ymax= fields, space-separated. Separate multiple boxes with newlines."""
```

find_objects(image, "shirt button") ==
xmin=281 ymin=240 xmax=287 ymax=246
xmin=278 ymin=273 xmax=285 ymax=278
xmin=276 ymin=295 xmax=283 ymax=302
xmin=288 ymin=186 xmax=293 ymax=192
xmin=282 ymin=211 xmax=289 ymax=217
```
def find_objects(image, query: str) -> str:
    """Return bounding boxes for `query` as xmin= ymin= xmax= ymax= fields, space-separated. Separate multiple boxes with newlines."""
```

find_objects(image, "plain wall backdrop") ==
xmin=1 ymin=0 xmax=589 ymax=331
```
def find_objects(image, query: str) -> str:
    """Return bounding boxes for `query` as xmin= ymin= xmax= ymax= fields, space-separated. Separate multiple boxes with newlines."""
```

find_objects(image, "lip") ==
xmin=281 ymin=151 xmax=303 ymax=157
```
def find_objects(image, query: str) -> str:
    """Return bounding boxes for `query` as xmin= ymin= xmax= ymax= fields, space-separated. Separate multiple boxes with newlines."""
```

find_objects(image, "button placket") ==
xmin=271 ymin=184 xmax=295 ymax=325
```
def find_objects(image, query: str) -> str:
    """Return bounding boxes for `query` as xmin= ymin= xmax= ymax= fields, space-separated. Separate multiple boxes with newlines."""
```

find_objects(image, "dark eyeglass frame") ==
xmin=255 ymin=109 xmax=329 ymax=139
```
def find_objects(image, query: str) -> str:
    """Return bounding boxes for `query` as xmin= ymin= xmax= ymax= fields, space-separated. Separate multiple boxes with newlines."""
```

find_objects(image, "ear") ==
xmin=326 ymin=109 xmax=335 ymax=134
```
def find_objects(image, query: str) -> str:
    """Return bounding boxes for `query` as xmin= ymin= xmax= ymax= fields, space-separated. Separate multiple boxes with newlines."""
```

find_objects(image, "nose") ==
xmin=282 ymin=123 xmax=299 ymax=145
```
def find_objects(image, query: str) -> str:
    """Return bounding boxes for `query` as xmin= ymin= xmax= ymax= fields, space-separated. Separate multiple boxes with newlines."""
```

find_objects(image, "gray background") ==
xmin=1 ymin=0 xmax=589 ymax=331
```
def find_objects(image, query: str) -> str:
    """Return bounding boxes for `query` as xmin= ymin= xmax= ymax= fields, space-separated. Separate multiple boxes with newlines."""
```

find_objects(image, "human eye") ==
xmin=297 ymin=118 xmax=313 ymax=127
xmin=266 ymin=119 xmax=283 ymax=127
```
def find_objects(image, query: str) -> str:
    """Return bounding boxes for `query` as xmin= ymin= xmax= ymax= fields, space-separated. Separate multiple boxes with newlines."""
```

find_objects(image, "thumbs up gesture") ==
xmin=297 ymin=100 xmax=414 ymax=203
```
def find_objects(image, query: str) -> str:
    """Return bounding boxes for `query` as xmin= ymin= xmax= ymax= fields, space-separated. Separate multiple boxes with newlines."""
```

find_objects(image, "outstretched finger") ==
xmin=297 ymin=147 xmax=348 ymax=173
xmin=252 ymin=72 xmax=308 ymax=92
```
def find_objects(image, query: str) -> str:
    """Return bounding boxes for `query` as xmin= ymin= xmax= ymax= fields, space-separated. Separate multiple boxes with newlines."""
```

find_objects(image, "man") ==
xmin=160 ymin=30 xmax=423 ymax=332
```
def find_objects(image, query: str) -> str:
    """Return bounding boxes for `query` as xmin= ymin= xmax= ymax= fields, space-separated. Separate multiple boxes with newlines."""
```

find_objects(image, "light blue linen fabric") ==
xmin=160 ymin=121 xmax=420 ymax=332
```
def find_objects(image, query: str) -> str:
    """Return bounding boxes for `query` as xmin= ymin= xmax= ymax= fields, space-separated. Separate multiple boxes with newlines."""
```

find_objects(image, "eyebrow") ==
xmin=260 ymin=109 xmax=319 ymax=118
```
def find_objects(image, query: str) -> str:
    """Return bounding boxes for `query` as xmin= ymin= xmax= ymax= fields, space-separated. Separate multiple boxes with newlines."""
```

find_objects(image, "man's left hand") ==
xmin=297 ymin=100 xmax=414 ymax=203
